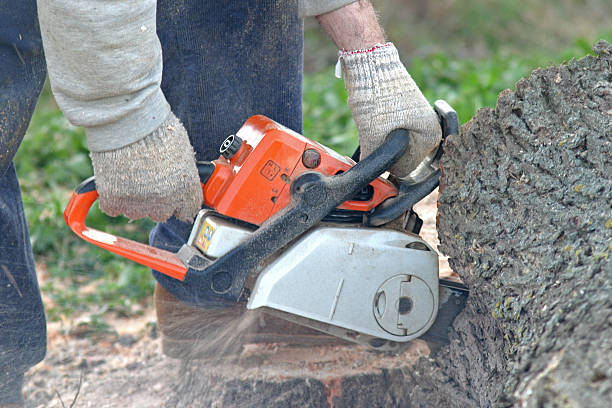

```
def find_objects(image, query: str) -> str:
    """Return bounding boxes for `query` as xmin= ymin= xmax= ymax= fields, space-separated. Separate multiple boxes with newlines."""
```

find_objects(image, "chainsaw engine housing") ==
xmin=201 ymin=116 xmax=397 ymax=226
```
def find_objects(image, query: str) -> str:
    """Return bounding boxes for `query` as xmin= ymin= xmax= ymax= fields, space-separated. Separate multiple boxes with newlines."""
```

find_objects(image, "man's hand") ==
xmin=317 ymin=1 xmax=442 ymax=177
xmin=90 ymin=112 xmax=203 ymax=222
xmin=339 ymin=43 xmax=442 ymax=177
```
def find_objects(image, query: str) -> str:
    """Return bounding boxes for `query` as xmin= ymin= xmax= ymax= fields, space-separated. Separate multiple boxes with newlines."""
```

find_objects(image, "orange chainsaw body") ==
xmin=202 ymin=115 xmax=397 ymax=226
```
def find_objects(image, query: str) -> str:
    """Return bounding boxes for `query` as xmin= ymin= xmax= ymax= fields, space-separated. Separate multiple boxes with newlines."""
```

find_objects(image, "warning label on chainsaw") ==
xmin=260 ymin=160 xmax=280 ymax=181
xmin=196 ymin=222 xmax=215 ymax=253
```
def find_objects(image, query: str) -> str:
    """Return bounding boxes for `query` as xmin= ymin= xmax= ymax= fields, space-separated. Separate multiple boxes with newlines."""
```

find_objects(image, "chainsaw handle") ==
xmin=63 ymin=177 xmax=189 ymax=281
xmin=365 ymin=100 xmax=459 ymax=226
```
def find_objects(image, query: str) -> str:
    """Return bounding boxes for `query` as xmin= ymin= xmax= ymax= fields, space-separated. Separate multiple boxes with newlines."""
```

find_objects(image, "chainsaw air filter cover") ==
xmin=202 ymin=116 xmax=398 ymax=226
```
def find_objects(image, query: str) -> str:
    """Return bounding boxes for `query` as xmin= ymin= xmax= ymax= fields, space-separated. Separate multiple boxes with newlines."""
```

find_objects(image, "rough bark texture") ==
xmin=437 ymin=40 xmax=611 ymax=406
xmin=167 ymin=41 xmax=611 ymax=407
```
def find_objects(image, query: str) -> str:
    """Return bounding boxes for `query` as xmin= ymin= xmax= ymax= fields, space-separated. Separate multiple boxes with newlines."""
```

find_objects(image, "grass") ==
xmin=15 ymin=28 xmax=610 ymax=330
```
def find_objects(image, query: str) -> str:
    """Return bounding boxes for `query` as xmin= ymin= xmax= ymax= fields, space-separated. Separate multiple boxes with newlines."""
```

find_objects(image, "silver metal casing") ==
xmin=247 ymin=225 xmax=439 ymax=349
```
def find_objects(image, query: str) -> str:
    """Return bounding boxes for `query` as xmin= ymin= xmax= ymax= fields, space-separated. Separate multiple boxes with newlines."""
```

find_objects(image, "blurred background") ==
xmin=18 ymin=0 xmax=611 ymax=338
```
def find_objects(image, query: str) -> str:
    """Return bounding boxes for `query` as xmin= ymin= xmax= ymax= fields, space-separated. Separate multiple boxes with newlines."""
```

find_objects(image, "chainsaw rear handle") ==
xmin=64 ymin=127 xmax=412 ymax=304
xmin=63 ymin=161 xmax=215 ymax=282
xmin=64 ymin=178 xmax=190 ymax=280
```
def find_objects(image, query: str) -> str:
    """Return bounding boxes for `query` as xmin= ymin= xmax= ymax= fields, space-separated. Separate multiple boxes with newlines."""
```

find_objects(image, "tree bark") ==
xmin=168 ymin=41 xmax=611 ymax=407
xmin=437 ymin=40 xmax=611 ymax=406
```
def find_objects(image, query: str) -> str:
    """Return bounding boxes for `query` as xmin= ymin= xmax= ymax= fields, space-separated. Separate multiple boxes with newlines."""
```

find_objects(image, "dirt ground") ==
xmin=23 ymin=190 xmax=453 ymax=407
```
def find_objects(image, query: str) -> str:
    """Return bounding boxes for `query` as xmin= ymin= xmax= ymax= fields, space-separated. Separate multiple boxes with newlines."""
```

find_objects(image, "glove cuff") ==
xmin=338 ymin=42 xmax=405 ymax=82
xmin=339 ymin=42 xmax=394 ymax=57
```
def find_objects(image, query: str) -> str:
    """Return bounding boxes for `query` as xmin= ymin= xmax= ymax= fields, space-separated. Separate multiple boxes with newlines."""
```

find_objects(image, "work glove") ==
xmin=90 ymin=112 xmax=203 ymax=222
xmin=339 ymin=43 xmax=442 ymax=177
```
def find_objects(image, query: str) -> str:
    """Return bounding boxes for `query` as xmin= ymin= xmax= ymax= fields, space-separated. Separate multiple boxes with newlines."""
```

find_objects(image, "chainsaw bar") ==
xmin=420 ymin=279 xmax=469 ymax=351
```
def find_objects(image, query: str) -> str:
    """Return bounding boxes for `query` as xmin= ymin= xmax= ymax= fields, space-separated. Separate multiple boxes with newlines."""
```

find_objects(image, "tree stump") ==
xmin=167 ymin=41 xmax=611 ymax=407
xmin=437 ymin=40 xmax=611 ymax=406
xmin=167 ymin=340 xmax=435 ymax=407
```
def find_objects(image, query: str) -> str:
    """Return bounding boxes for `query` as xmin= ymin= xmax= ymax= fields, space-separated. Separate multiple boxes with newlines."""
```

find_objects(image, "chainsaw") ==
xmin=64 ymin=100 xmax=468 ymax=352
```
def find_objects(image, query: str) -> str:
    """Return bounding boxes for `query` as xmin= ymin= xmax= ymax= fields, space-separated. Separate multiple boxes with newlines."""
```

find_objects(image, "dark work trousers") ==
xmin=150 ymin=0 xmax=303 ymax=306
xmin=0 ymin=0 xmax=302 ymax=402
xmin=0 ymin=0 xmax=47 ymax=403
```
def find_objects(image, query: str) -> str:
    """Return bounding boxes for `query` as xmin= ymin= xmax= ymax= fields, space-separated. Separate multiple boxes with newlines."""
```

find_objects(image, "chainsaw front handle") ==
xmin=63 ymin=178 xmax=189 ymax=281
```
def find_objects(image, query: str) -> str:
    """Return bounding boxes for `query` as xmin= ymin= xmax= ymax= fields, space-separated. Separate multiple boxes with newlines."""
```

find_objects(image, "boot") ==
xmin=154 ymin=283 xmax=348 ymax=360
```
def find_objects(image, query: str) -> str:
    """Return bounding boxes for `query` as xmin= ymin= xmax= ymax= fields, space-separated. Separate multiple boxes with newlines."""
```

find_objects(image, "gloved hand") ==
xmin=340 ymin=43 xmax=442 ymax=177
xmin=90 ymin=112 xmax=203 ymax=222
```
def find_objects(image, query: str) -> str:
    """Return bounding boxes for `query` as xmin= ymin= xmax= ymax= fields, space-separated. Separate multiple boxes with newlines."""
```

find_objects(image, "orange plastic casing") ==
xmin=203 ymin=115 xmax=397 ymax=226
xmin=64 ymin=188 xmax=188 ymax=281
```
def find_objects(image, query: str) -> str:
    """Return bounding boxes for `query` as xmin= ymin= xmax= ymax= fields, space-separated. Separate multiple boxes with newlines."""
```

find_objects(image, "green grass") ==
xmin=15 ymin=34 xmax=609 ymax=327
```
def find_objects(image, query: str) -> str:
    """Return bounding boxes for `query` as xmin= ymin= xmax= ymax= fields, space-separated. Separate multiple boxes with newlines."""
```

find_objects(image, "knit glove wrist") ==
xmin=340 ymin=43 xmax=442 ymax=177
xmin=90 ymin=112 xmax=202 ymax=222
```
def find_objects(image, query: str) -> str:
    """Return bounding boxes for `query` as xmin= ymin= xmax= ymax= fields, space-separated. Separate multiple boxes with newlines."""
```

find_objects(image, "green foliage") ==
xmin=453 ymin=0 xmax=523 ymax=50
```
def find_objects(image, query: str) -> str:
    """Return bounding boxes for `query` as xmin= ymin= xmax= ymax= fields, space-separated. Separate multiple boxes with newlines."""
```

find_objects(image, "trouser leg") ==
xmin=151 ymin=0 xmax=303 ymax=305
xmin=0 ymin=0 xmax=47 ymax=403
xmin=0 ymin=166 xmax=46 ymax=404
